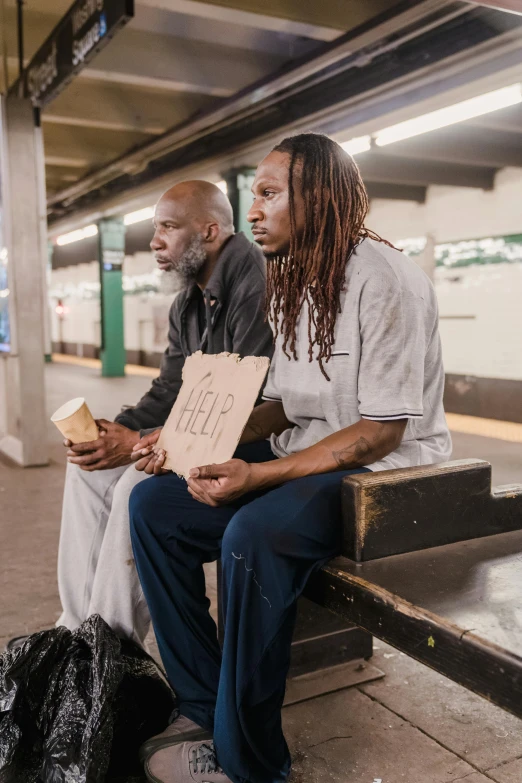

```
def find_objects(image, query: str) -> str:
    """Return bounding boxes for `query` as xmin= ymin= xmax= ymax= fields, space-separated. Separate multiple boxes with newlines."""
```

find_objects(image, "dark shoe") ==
xmin=145 ymin=740 xmax=231 ymax=783
xmin=139 ymin=713 xmax=211 ymax=764
xmin=5 ymin=635 xmax=30 ymax=653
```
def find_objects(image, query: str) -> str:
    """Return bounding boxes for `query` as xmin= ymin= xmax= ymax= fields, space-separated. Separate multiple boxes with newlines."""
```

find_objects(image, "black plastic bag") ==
xmin=0 ymin=615 xmax=176 ymax=783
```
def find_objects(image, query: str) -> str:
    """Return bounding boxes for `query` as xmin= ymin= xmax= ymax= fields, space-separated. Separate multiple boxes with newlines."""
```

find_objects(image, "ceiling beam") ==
xmin=46 ymin=176 xmax=82 ymax=189
xmin=131 ymin=4 xmax=319 ymax=57
xmin=365 ymin=182 xmax=427 ymax=202
xmin=81 ymin=27 xmax=287 ymax=98
xmin=379 ymin=126 xmax=522 ymax=169
xmin=138 ymin=0 xmax=344 ymax=41
xmin=43 ymin=114 xmax=164 ymax=136
xmin=81 ymin=68 xmax=232 ymax=98
xmin=466 ymin=1 xmax=522 ymax=15
xmin=43 ymin=80 xmax=218 ymax=136
xmin=465 ymin=104 xmax=522 ymax=134
xmin=45 ymin=156 xmax=91 ymax=168
xmin=154 ymin=0 xmax=398 ymax=34
xmin=357 ymin=153 xmax=497 ymax=189
xmin=46 ymin=164 xmax=85 ymax=182
xmin=43 ymin=124 xmax=152 ymax=168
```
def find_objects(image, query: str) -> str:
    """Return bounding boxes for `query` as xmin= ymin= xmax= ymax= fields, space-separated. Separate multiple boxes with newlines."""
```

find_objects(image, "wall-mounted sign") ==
xmin=101 ymin=248 xmax=124 ymax=272
xmin=20 ymin=0 xmax=134 ymax=107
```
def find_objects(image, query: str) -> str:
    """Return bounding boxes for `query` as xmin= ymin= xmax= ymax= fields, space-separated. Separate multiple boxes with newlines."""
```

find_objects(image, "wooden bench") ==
xmin=303 ymin=459 xmax=522 ymax=718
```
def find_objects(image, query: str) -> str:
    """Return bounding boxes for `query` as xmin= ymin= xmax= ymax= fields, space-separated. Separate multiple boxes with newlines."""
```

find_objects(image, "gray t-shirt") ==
xmin=263 ymin=237 xmax=452 ymax=471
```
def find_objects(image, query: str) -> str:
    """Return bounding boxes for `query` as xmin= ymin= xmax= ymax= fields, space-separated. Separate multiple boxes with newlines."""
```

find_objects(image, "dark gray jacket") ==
xmin=115 ymin=232 xmax=273 ymax=432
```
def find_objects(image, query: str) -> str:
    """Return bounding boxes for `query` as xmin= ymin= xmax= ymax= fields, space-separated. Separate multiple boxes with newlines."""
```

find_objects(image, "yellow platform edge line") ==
xmin=51 ymin=353 xmax=159 ymax=378
xmin=50 ymin=355 xmax=522 ymax=443
xmin=445 ymin=413 xmax=522 ymax=444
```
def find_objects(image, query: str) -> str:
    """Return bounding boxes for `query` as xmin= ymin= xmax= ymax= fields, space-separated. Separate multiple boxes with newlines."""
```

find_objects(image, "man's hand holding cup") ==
xmin=65 ymin=419 xmax=141 ymax=471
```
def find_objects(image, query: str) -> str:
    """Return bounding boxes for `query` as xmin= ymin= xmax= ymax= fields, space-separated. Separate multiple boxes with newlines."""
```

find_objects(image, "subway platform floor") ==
xmin=1 ymin=358 xmax=522 ymax=783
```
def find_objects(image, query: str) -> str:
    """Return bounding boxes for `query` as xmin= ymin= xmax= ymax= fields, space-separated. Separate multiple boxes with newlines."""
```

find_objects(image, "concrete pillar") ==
xmin=0 ymin=96 xmax=48 ymax=466
xmin=223 ymin=168 xmax=256 ymax=236
xmin=98 ymin=217 xmax=126 ymax=377
xmin=416 ymin=233 xmax=436 ymax=281
xmin=45 ymin=241 xmax=53 ymax=362
xmin=34 ymin=112 xmax=52 ymax=363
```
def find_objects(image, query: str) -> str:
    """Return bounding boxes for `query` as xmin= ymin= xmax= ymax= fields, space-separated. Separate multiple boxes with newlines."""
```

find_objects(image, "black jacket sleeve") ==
xmin=228 ymin=292 xmax=274 ymax=362
xmin=114 ymin=299 xmax=185 ymax=431
xmin=228 ymin=289 xmax=274 ymax=405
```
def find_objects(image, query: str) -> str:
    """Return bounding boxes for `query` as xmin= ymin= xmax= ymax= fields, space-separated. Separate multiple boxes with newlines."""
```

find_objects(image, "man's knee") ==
xmin=222 ymin=506 xmax=279 ymax=560
xmin=64 ymin=459 xmax=124 ymax=496
xmin=129 ymin=475 xmax=186 ymax=542
xmin=113 ymin=465 xmax=149 ymax=510
xmin=65 ymin=459 xmax=95 ymax=487
xmin=222 ymin=495 xmax=322 ymax=562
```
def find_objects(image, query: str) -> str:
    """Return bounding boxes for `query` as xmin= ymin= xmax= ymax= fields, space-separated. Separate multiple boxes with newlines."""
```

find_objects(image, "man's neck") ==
xmin=196 ymin=232 xmax=234 ymax=291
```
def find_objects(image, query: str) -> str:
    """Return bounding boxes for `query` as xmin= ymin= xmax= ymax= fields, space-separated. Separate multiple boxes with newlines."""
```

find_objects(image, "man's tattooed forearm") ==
xmin=332 ymin=437 xmax=374 ymax=468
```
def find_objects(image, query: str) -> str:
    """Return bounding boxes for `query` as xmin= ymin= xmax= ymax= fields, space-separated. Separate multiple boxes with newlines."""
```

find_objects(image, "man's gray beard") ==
xmin=159 ymin=235 xmax=207 ymax=294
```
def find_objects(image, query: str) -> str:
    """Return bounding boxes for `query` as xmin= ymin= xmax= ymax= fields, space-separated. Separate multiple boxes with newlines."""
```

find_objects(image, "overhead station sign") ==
xmin=22 ymin=0 xmax=134 ymax=107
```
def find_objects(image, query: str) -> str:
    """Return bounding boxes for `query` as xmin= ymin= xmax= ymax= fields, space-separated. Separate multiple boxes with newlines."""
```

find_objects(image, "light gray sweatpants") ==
xmin=56 ymin=461 xmax=151 ymax=646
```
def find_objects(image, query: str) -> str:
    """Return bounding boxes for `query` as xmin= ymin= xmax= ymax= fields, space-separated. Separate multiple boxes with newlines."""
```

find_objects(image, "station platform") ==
xmin=1 ymin=357 xmax=521 ymax=783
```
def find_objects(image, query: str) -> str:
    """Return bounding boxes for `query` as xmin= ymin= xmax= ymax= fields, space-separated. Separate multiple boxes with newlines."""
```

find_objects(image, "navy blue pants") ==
xmin=129 ymin=441 xmax=369 ymax=783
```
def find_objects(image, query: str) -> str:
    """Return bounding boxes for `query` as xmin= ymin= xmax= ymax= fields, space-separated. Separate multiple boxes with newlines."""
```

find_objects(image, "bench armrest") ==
xmin=341 ymin=458 xmax=522 ymax=561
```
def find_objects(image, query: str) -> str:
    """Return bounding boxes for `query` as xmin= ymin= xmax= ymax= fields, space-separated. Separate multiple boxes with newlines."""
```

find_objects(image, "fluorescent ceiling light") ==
xmin=340 ymin=135 xmax=371 ymax=156
xmin=216 ymin=180 xmax=228 ymax=194
xmin=56 ymin=224 xmax=98 ymax=246
xmin=56 ymin=205 xmax=156 ymax=245
xmin=124 ymin=206 xmax=155 ymax=226
xmin=375 ymin=83 xmax=522 ymax=146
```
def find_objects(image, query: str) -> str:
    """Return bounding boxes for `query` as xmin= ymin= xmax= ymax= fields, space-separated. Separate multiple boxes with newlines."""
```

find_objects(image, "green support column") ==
xmin=98 ymin=217 xmax=126 ymax=377
xmin=223 ymin=168 xmax=256 ymax=235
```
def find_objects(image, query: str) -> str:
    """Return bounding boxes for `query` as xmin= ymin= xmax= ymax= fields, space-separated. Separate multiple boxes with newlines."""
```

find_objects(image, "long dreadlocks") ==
xmin=267 ymin=132 xmax=394 ymax=379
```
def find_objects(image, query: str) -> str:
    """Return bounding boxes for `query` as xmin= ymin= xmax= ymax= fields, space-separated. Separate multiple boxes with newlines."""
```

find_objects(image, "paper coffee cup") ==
xmin=50 ymin=397 xmax=99 ymax=444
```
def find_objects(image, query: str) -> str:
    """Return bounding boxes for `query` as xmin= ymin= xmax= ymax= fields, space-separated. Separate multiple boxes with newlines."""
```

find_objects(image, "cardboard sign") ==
xmin=157 ymin=351 xmax=270 ymax=477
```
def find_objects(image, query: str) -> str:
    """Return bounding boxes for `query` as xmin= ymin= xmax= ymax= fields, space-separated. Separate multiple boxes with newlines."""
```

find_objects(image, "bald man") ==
xmin=10 ymin=181 xmax=273 ymax=650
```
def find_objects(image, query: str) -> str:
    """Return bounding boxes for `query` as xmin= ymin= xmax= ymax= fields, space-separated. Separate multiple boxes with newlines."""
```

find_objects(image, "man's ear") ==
xmin=203 ymin=222 xmax=220 ymax=243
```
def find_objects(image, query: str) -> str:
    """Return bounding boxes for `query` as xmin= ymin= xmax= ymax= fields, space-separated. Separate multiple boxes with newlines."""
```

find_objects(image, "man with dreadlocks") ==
xmin=129 ymin=132 xmax=452 ymax=783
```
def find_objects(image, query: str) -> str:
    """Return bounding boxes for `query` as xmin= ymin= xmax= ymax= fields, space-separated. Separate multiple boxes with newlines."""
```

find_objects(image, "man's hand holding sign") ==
xmin=134 ymin=350 xmax=270 ymax=488
xmin=132 ymin=429 xmax=166 ymax=474
xmin=186 ymin=398 xmax=292 ymax=505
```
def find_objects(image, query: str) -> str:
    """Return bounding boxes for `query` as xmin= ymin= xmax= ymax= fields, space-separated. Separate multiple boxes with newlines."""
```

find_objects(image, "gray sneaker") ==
xmin=139 ymin=714 xmax=212 ymax=763
xmin=145 ymin=740 xmax=231 ymax=783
